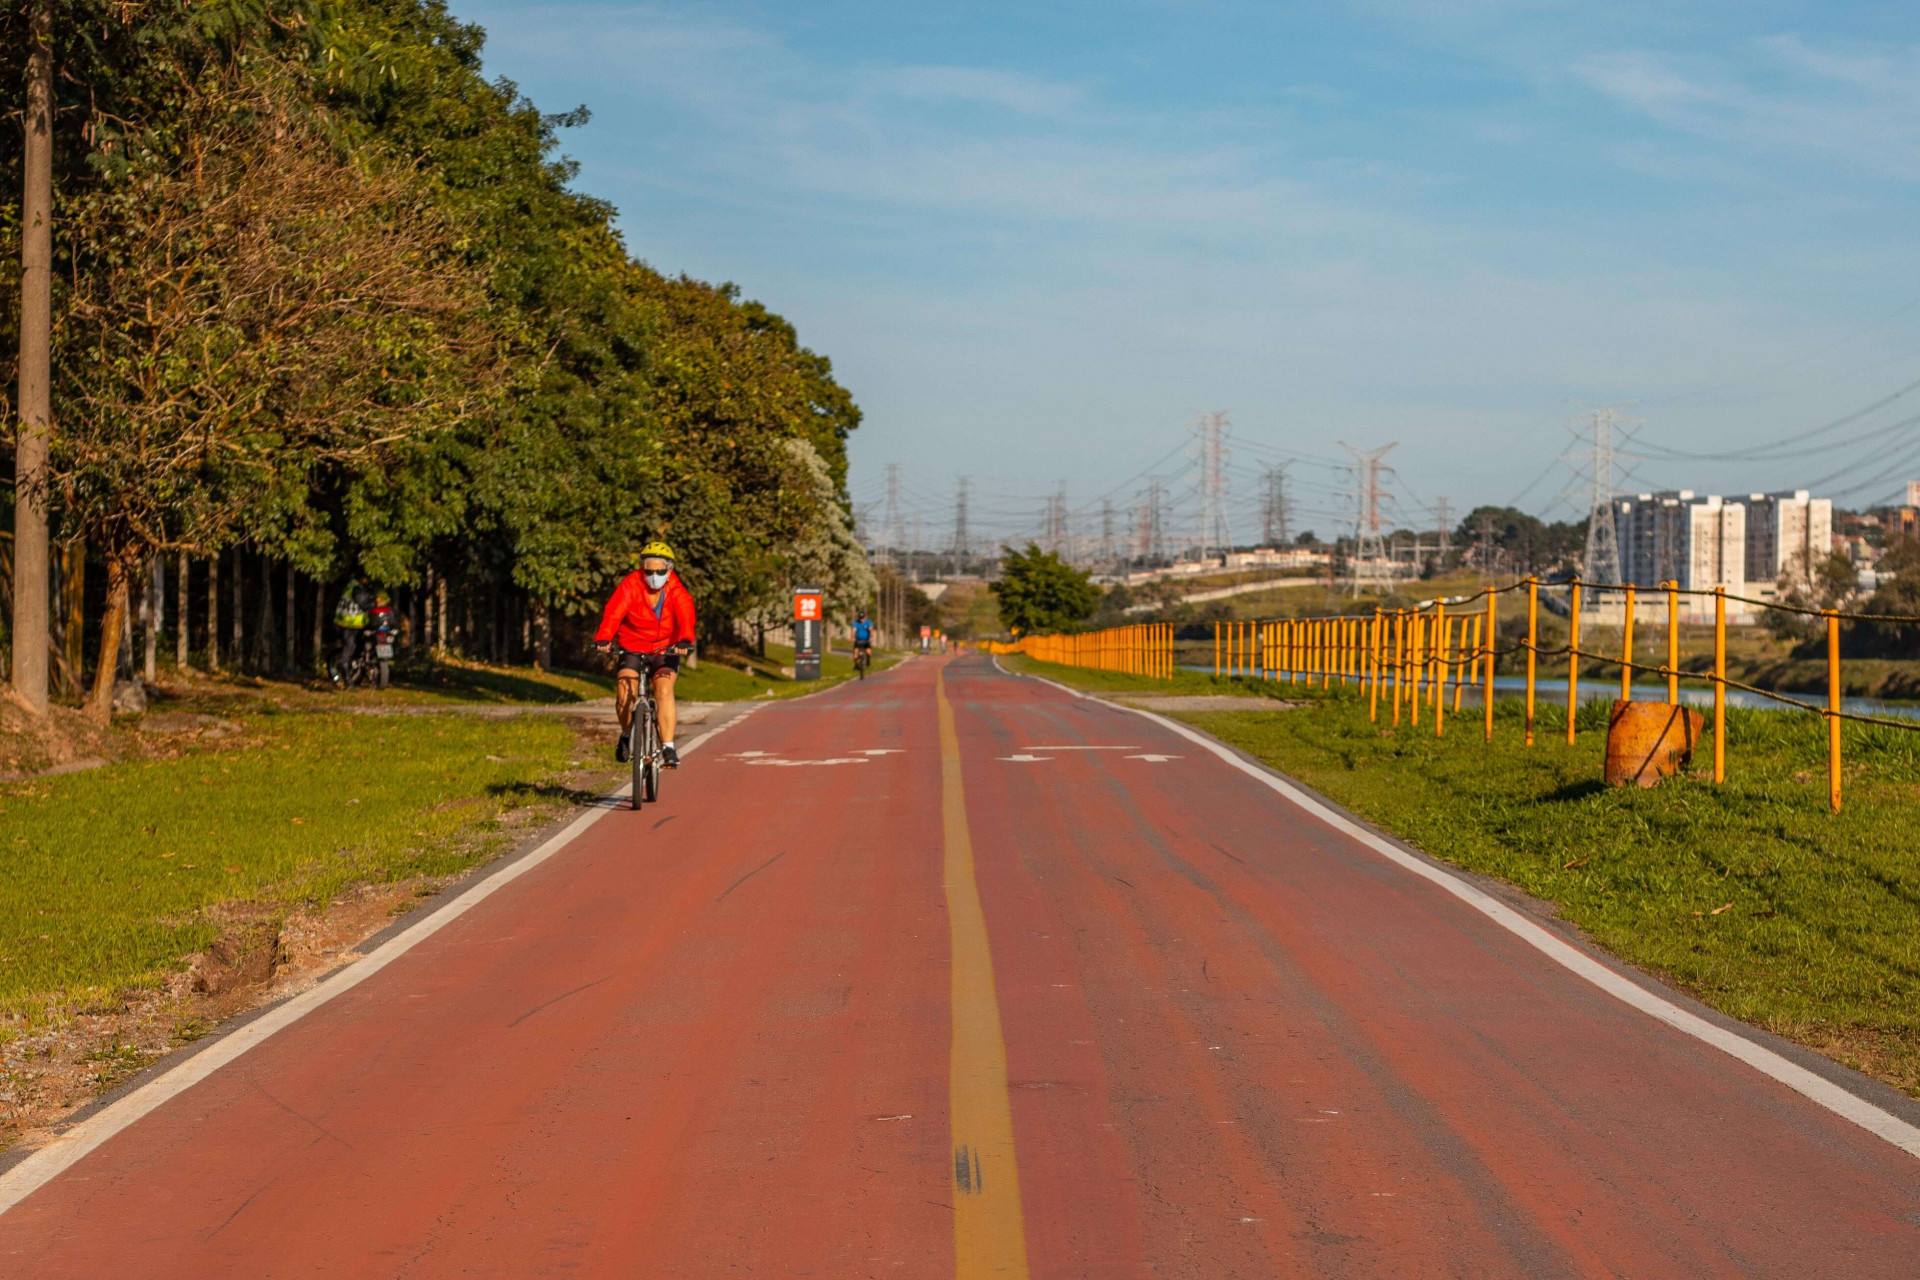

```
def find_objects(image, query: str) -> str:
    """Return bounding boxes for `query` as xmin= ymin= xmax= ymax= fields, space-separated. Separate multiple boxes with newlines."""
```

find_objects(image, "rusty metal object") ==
xmin=1605 ymin=700 xmax=1704 ymax=787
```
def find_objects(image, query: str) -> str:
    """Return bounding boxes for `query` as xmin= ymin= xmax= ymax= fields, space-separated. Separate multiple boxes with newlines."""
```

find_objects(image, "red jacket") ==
xmin=595 ymin=570 xmax=697 ymax=654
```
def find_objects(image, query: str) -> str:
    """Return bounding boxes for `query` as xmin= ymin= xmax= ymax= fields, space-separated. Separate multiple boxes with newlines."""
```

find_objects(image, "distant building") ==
xmin=1908 ymin=480 xmax=1920 ymax=508
xmin=1615 ymin=491 xmax=1747 ymax=620
xmin=1744 ymin=490 xmax=1832 ymax=593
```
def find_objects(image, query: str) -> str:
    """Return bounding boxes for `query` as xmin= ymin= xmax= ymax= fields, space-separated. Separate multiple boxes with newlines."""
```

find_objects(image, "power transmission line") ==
xmin=1341 ymin=442 xmax=1396 ymax=596
xmin=1193 ymin=411 xmax=1232 ymax=562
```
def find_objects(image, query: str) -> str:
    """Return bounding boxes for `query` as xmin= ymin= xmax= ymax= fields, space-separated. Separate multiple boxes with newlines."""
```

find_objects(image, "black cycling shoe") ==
xmin=615 ymin=735 xmax=631 ymax=763
xmin=662 ymin=744 xmax=680 ymax=769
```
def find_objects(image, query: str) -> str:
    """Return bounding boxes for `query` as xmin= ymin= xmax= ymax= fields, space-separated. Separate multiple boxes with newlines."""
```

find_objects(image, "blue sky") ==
xmin=452 ymin=0 xmax=1920 ymax=544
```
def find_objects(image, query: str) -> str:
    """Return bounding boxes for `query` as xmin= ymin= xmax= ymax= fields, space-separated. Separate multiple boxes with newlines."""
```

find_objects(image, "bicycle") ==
xmin=853 ymin=644 xmax=872 ymax=679
xmin=609 ymin=643 xmax=688 ymax=810
xmin=329 ymin=629 xmax=394 ymax=690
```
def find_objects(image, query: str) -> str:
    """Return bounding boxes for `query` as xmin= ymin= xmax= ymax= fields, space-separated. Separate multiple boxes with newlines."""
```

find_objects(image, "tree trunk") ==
xmin=206 ymin=554 xmax=222 ymax=672
xmin=9 ymin=0 xmax=53 ymax=713
xmin=534 ymin=598 xmax=551 ymax=672
xmin=176 ymin=551 xmax=189 ymax=671
xmin=229 ymin=546 xmax=243 ymax=670
xmin=142 ymin=555 xmax=160 ymax=682
xmin=62 ymin=540 xmax=85 ymax=694
xmin=87 ymin=560 xmax=130 ymax=723
xmin=254 ymin=554 xmax=275 ymax=671
xmin=284 ymin=561 xmax=296 ymax=672
xmin=310 ymin=573 xmax=323 ymax=672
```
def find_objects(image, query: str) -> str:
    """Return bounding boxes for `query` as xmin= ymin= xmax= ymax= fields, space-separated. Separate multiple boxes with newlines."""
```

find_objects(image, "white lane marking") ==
xmin=730 ymin=750 xmax=775 ymax=757
xmin=1023 ymin=745 xmax=1138 ymax=751
xmin=853 ymin=749 xmax=904 ymax=756
xmin=998 ymin=754 xmax=1053 ymax=763
xmin=0 ymin=706 xmax=764 ymax=1217
xmin=1125 ymin=754 xmax=1182 ymax=763
xmin=742 ymin=756 xmax=871 ymax=767
xmin=993 ymin=659 xmax=1920 ymax=1163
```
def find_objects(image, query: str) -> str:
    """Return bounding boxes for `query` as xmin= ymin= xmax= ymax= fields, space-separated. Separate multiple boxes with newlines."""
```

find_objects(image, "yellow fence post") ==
xmin=1214 ymin=621 xmax=1221 ymax=677
xmin=1621 ymin=584 xmax=1635 ymax=703
xmin=1567 ymin=576 xmax=1582 ymax=746
xmin=1826 ymin=609 xmax=1841 ymax=814
xmin=1410 ymin=613 xmax=1423 ymax=729
xmin=1524 ymin=576 xmax=1538 ymax=746
xmin=1433 ymin=605 xmax=1447 ymax=738
xmin=1713 ymin=587 xmax=1726 ymax=785
xmin=1369 ymin=611 xmax=1381 ymax=721
xmin=1666 ymin=580 xmax=1680 ymax=706
xmin=1483 ymin=589 xmax=1496 ymax=744
xmin=1391 ymin=612 xmax=1404 ymax=727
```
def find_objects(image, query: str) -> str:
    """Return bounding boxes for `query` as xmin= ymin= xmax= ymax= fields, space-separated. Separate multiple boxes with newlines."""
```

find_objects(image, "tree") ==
xmin=991 ymin=544 xmax=1099 ymax=636
xmin=49 ymin=74 xmax=500 ymax=718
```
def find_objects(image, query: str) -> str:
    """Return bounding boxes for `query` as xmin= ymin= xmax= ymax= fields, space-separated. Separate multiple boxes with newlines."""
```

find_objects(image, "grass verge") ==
xmin=1 ymin=712 xmax=586 ymax=1015
xmin=1002 ymin=653 xmax=1920 ymax=1099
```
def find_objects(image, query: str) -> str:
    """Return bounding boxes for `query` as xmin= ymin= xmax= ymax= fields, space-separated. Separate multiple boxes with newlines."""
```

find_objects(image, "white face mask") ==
xmin=643 ymin=570 xmax=670 ymax=589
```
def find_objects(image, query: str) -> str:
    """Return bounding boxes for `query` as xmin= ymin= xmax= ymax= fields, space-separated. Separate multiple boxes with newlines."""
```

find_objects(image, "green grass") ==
xmin=0 ymin=713 xmax=585 ymax=1016
xmin=1004 ymin=653 xmax=1920 ymax=1098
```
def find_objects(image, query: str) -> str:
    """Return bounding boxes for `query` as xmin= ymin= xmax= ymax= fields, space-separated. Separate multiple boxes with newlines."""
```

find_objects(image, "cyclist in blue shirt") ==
xmin=851 ymin=613 xmax=875 ymax=661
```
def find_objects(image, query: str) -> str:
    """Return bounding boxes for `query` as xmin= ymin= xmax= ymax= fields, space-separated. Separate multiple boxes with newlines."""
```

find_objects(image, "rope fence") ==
xmin=1203 ymin=575 xmax=1918 ymax=814
xmin=980 ymin=623 xmax=1174 ymax=679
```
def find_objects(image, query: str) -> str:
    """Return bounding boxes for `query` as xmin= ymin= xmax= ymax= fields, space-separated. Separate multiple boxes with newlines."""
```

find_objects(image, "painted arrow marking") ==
xmin=1125 ymin=754 xmax=1183 ymax=763
xmin=743 ymin=757 xmax=874 ymax=766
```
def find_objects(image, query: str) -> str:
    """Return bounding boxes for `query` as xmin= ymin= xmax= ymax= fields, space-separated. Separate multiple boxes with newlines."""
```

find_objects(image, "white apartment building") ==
xmin=1743 ymin=490 xmax=1832 ymax=593
xmin=1614 ymin=491 xmax=1747 ymax=621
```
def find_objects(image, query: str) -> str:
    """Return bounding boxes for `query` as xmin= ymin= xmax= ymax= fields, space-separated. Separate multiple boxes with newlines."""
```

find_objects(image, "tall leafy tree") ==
xmin=991 ymin=544 xmax=1100 ymax=636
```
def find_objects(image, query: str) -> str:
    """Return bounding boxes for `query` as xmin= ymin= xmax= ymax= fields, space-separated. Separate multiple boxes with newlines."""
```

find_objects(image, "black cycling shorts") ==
xmin=617 ymin=650 xmax=681 ymax=677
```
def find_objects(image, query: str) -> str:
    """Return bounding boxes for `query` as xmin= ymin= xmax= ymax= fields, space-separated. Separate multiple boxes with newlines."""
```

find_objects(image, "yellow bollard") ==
xmin=1713 ymin=587 xmax=1726 ymax=785
xmin=1826 ymin=609 xmax=1841 ymax=813
xmin=1434 ymin=608 xmax=1447 ymax=738
xmin=1567 ymin=577 xmax=1582 ymax=746
xmin=1666 ymin=580 xmax=1680 ymax=706
xmin=1524 ymin=576 xmax=1538 ymax=746
xmin=1214 ymin=621 xmax=1221 ymax=677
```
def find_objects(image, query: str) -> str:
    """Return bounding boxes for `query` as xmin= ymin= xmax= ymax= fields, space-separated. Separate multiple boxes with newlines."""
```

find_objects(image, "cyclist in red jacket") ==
xmin=594 ymin=540 xmax=697 ymax=767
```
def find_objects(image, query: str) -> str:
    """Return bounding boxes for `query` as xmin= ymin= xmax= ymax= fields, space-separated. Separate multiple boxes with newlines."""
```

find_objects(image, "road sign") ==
xmin=793 ymin=587 xmax=823 ymax=679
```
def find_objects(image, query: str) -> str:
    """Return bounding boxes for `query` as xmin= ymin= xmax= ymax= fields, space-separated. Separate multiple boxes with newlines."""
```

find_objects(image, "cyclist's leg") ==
xmin=651 ymin=665 xmax=677 ymax=745
xmin=615 ymin=669 xmax=641 ymax=736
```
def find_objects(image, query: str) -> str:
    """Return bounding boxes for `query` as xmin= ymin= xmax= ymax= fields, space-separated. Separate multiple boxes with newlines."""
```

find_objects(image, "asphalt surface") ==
xmin=2 ymin=654 xmax=1916 ymax=1277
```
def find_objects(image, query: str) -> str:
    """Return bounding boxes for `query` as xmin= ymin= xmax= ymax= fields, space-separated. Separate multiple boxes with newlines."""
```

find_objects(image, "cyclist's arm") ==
xmin=595 ymin=572 xmax=639 ymax=644
xmin=668 ymin=581 xmax=697 ymax=649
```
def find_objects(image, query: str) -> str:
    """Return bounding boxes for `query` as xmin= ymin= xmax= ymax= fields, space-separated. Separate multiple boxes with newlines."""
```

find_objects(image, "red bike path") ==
xmin=1 ymin=654 xmax=1916 ymax=1277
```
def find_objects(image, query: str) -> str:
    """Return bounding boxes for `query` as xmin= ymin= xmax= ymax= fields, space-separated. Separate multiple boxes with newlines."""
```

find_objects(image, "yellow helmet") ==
xmin=639 ymin=540 xmax=677 ymax=563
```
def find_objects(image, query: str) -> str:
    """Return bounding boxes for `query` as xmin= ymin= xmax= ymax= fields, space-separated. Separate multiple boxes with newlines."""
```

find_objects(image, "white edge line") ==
xmin=993 ymin=656 xmax=1920 ymax=1162
xmin=0 ymin=703 xmax=763 ymax=1216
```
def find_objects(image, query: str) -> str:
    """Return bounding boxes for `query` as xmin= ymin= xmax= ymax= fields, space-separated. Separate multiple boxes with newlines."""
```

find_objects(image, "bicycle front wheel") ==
xmin=641 ymin=710 xmax=656 ymax=809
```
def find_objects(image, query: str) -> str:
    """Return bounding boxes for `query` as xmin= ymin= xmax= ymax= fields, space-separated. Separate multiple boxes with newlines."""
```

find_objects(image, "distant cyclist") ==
xmin=851 ymin=612 xmax=875 ymax=659
xmin=594 ymin=541 xmax=696 ymax=768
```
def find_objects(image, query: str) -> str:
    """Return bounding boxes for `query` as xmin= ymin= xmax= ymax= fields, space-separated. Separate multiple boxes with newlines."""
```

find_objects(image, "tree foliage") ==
xmin=991 ymin=544 xmax=1100 ymax=636
xmin=2 ymin=0 xmax=869 ymax=705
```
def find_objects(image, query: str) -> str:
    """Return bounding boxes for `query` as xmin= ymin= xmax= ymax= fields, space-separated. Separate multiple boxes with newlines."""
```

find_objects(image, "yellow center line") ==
xmin=936 ymin=666 xmax=1031 ymax=1278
